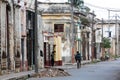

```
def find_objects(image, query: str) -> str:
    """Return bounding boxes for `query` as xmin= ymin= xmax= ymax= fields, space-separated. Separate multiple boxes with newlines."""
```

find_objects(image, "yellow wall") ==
xmin=54 ymin=36 xmax=62 ymax=61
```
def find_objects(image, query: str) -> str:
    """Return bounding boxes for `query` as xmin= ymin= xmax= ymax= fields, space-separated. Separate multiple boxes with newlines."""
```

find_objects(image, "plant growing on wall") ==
xmin=102 ymin=37 xmax=111 ymax=48
xmin=80 ymin=16 xmax=90 ymax=26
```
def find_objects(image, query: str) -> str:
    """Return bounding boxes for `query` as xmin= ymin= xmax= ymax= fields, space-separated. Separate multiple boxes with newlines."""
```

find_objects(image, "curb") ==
xmin=2 ymin=60 xmax=99 ymax=80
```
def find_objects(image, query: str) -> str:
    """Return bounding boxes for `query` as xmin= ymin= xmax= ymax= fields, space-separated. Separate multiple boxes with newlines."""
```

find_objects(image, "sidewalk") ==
xmin=0 ymin=60 xmax=91 ymax=80
xmin=0 ymin=71 xmax=34 ymax=80
xmin=56 ymin=60 xmax=91 ymax=69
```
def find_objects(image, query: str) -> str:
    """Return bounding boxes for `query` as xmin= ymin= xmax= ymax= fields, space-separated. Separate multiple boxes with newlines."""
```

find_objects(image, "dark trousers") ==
xmin=51 ymin=59 xmax=54 ymax=67
xmin=76 ymin=59 xmax=81 ymax=68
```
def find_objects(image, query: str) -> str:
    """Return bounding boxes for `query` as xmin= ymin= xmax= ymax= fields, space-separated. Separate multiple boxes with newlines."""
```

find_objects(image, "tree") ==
xmin=80 ymin=16 xmax=90 ymax=26
xmin=102 ymin=37 xmax=111 ymax=48
xmin=68 ymin=0 xmax=84 ymax=8
xmin=84 ymin=6 xmax=90 ymax=13
xmin=68 ymin=0 xmax=91 ymax=26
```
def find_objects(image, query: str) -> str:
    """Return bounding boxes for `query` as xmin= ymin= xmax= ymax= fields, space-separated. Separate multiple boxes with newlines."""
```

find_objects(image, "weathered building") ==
xmin=38 ymin=2 xmax=81 ymax=66
xmin=0 ymin=0 xmax=28 ymax=73
xmin=95 ymin=20 xmax=120 ymax=58
xmin=0 ymin=0 xmax=44 ymax=74
xmin=26 ymin=0 xmax=44 ymax=69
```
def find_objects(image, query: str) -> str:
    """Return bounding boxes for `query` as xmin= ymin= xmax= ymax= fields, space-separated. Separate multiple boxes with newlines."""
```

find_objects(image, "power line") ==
xmin=109 ymin=9 xmax=120 ymax=12
xmin=84 ymin=2 xmax=120 ymax=12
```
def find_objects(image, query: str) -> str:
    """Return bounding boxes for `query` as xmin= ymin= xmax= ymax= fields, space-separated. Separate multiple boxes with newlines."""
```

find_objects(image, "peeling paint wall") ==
xmin=21 ymin=5 xmax=27 ymax=70
xmin=14 ymin=6 xmax=21 ymax=55
xmin=38 ymin=14 xmax=44 ymax=68
xmin=0 ymin=1 xmax=7 ymax=70
xmin=0 ymin=0 xmax=27 ymax=71
xmin=7 ymin=1 xmax=15 ymax=71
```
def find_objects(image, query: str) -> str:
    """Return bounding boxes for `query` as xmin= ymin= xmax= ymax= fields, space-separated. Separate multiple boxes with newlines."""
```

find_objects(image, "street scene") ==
xmin=0 ymin=0 xmax=120 ymax=80
xmin=29 ymin=59 xmax=120 ymax=80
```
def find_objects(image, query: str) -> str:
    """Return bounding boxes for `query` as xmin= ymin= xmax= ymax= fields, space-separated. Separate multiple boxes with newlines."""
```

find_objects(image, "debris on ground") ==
xmin=7 ymin=68 xmax=70 ymax=80
xmin=31 ymin=68 xmax=71 ymax=78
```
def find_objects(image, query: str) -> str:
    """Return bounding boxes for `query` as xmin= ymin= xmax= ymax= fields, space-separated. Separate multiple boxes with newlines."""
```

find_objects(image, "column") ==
xmin=0 ymin=1 xmax=7 ymax=71
xmin=0 ymin=1 xmax=2 ymax=70
xmin=8 ymin=3 xmax=15 ymax=71
xmin=14 ymin=4 xmax=21 ymax=71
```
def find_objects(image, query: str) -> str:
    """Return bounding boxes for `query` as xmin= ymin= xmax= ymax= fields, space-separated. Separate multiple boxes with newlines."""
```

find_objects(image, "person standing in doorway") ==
xmin=51 ymin=51 xmax=55 ymax=67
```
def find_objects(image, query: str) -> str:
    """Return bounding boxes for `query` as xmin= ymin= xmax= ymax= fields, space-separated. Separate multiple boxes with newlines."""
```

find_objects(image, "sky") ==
xmin=38 ymin=0 xmax=120 ymax=20
xmin=84 ymin=0 xmax=120 ymax=19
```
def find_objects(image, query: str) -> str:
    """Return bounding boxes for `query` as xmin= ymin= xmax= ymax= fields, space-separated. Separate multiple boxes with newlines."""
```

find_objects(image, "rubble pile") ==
xmin=32 ymin=68 xmax=71 ymax=78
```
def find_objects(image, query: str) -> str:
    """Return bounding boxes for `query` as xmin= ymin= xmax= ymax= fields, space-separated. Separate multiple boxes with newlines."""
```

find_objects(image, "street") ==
xmin=28 ymin=58 xmax=120 ymax=80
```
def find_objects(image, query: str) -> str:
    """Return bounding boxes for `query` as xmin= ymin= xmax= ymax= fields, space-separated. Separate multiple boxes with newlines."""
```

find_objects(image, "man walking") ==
xmin=75 ymin=51 xmax=81 ymax=69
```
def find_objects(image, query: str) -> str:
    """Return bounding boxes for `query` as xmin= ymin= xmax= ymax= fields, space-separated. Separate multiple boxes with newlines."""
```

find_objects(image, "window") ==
xmin=54 ymin=24 xmax=64 ymax=32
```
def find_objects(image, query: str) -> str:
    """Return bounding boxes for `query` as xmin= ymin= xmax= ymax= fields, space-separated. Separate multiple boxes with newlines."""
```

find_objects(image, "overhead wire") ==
xmin=84 ymin=2 xmax=120 ymax=12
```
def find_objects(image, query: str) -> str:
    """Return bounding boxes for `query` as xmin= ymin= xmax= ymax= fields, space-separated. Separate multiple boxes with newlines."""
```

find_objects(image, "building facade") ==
xmin=95 ymin=20 xmax=120 ymax=59
xmin=0 ymin=0 xmax=45 ymax=73
xmin=0 ymin=0 xmax=28 ymax=73
xmin=38 ymin=2 xmax=81 ymax=66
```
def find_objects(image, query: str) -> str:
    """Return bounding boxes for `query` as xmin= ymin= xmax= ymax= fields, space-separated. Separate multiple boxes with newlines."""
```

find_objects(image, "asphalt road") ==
xmin=28 ymin=58 xmax=120 ymax=80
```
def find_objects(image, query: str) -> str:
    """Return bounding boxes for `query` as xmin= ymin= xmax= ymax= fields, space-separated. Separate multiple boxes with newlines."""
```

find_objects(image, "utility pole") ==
xmin=101 ymin=18 xmax=104 ymax=58
xmin=91 ymin=11 xmax=95 ymax=60
xmin=70 ymin=0 xmax=74 ymax=46
xmin=34 ymin=0 xmax=38 ymax=73
xmin=101 ymin=18 xmax=103 ymax=42
xmin=70 ymin=0 xmax=74 ymax=63
xmin=115 ymin=14 xmax=118 ymax=57
xmin=108 ymin=9 xmax=111 ymax=57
